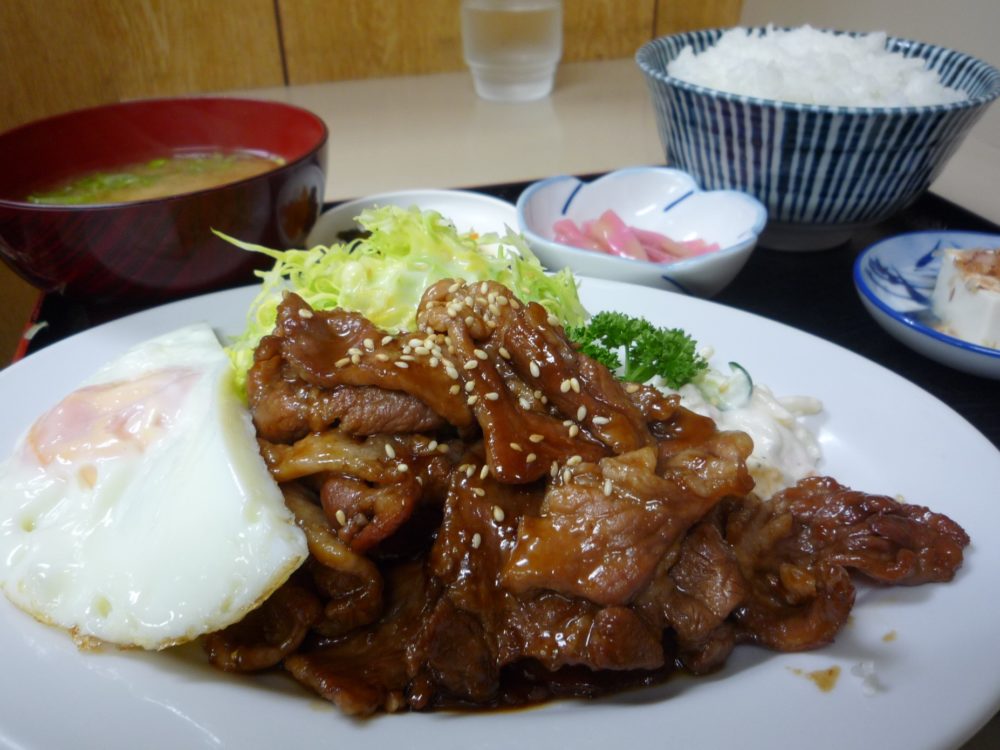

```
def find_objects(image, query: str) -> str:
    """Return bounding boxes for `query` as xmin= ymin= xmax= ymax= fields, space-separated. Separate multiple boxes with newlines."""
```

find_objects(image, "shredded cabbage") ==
xmin=222 ymin=205 xmax=586 ymax=395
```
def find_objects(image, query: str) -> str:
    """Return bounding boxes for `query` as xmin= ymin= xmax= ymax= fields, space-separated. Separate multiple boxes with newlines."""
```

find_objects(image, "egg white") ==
xmin=0 ymin=323 xmax=307 ymax=650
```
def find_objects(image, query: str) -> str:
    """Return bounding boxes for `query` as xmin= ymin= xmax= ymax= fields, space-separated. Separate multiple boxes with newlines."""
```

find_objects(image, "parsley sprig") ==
xmin=567 ymin=311 xmax=708 ymax=389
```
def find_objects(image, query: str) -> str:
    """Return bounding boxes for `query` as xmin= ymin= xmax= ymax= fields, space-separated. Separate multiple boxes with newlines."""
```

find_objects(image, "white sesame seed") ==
xmin=298 ymin=308 xmax=314 ymax=319
xmin=526 ymin=453 xmax=537 ymax=463
xmin=529 ymin=361 xmax=540 ymax=378
xmin=550 ymin=461 xmax=559 ymax=477
xmin=577 ymin=406 xmax=587 ymax=421
xmin=335 ymin=509 xmax=347 ymax=525
xmin=446 ymin=367 xmax=459 ymax=380
xmin=464 ymin=316 xmax=476 ymax=327
xmin=570 ymin=377 xmax=581 ymax=394
xmin=529 ymin=434 xmax=544 ymax=443
xmin=480 ymin=281 xmax=488 ymax=294
xmin=472 ymin=487 xmax=486 ymax=497
xmin=363 ymin=338 xmax=375 ymax=351
xmin=498 ymin=347 xmax=511 ymax=360
xmin=464 ymin=359 xmax=478 ymax=370
xmin=394 ymin=360 xmax=409 ymax=369
xmin=465 ymin=380 xmax=476 ymax=393
xmin=562 ymin=469 xmax=572 ymax=483
xmin=448 ymin=282 xmax=461 ymax=293
xmin=497 ymin=295 xmax=508 ymax=306
xmin=381 ymin=335 xmax=394 ymax=345
xmin=409 ymin=338 xmax=423 ymax=348
xmin=348 ymin=347 xmax=362 ymax=357
xmin=560 ymin=379 xmax=571 ymax=393
xmin=603 ymin=478 xmax=613 ymax=496
xmin=384 ymin=444 xmax=396 ymax=459
xmin=510 ymin=299 xmax=521 ymax=310
xmin=375 ymin=353 xmax=390 ymax=362
xmin=626 ymin=383 xmax=641 ymax=394
xmin=567 ymin=455 xmax=582 ymax=466
xmin=474 ymin=348 xmax=488 ymax=360
xmin=485 ymin=392 xmax=500 ymax=401
xmin=437 ymin=444 xmax=450 ymax=454
xmin=415 ymin=346 xmax=430 ymax=356
xmin=397 ymin=463 xmax=409 ymax=473
xmin=429 ymin=357 xmax=439 ymax=367
xmin=471 ymin=532 xmax=482 ymax=549
xmin=467 ymin=395 xmax=479 ymax=405
xmin=592 ymin=416 xmax=610 ymax=425
xmin=480 ymin=464 xmax=489 ymax=479
xmin=519 ymin=397 xmax=533 ymax=410
xmin=465 ymin=465 xmax=476 ymax=478
xmin=509 ymin=442 xmax=522 ymax=452
xmin=350 ymin=354 xmax=361 ymax=365
xmin=428 ymin=440 xmax=439 ymax=451
xmin=449 ymin=384 xmax=461 ymax=395
xmin=568 ymin=424 xmax=580 ymax=438
xmin=400 ymin=354 xmax=416 ymax=362
xmin=492 ymin=505 xmax=505 ymax=522
xmin=335 ymin=357 xmax=350 ymax=368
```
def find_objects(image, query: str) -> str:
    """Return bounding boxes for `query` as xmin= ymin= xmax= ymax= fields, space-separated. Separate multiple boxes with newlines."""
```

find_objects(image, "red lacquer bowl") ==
xmin=0 ymin=97 xmax=328 ymax=302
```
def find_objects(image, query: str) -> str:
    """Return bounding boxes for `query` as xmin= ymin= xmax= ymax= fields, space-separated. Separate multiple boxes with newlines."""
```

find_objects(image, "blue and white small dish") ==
xmin=516 ymin=167 xmax=767 ymax=297
xmin=854 ymin=230 xmax=1000 ymax=379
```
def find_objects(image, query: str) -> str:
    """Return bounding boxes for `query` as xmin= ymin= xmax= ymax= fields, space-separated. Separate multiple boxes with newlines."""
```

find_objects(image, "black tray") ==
xmin=18 ymin=184 xmax=1000 ymax=450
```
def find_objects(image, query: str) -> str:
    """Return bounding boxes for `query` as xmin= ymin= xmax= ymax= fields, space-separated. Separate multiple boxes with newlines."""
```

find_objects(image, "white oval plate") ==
xmin=0 ymin=278 xmax=998 ymax=749
xmin=306 ymin=189 xmax=519 ymax=246
xmin=853 ymin=230 xmax=1000 ymax=379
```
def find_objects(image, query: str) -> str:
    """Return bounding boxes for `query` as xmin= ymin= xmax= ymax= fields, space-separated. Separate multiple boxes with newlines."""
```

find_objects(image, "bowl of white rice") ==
xmin=636 ymin=26 xmax=1000 ymax=250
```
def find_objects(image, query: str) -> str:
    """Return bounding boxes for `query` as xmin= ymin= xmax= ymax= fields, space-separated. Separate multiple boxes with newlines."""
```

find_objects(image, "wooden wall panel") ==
xmin=654 ymin=0 xmax=742 ymax=36
xmin=0 ymin=0 xmax=284 ymax=133
xmin=563 ymin=1 xmax=655 ymax=62
xmin=279 ymin=0 xmax=740 ymax=84
xmin=279 ymin=0 xmax=466 ymax=83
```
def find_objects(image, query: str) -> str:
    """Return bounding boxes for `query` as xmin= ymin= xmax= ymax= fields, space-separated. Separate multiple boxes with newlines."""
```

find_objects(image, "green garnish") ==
xmin=567 ymin=310 xmax=708 ymax=388
xmin=222 ymin=204 xmax=587 ymax=396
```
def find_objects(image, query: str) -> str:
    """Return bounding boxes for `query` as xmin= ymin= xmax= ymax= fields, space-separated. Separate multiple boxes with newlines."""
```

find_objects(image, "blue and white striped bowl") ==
xmin=636 ymin=29 xmax=1000 ymax=250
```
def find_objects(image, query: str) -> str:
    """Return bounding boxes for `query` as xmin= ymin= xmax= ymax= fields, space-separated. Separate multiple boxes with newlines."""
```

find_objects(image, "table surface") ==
xmin=10 ymin=180 xmax=1000 ymax=748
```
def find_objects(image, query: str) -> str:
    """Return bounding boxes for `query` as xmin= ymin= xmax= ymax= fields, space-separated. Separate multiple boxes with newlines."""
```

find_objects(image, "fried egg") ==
xmin=0 ymin=324 xmax=307 ymax=650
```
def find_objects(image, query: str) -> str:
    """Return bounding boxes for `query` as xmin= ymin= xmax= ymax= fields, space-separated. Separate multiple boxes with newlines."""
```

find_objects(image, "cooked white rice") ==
xmin=667 ymin=25 xmax=968 ymax=107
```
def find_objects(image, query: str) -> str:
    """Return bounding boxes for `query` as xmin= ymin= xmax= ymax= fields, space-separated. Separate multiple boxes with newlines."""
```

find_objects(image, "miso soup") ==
xmin=27 ymin=151 xmax=285 ymax=205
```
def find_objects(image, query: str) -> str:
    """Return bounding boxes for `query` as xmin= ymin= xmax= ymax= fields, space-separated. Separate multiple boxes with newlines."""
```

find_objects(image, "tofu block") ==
xmin=931 ymin=248 xmax=1000 ymax=349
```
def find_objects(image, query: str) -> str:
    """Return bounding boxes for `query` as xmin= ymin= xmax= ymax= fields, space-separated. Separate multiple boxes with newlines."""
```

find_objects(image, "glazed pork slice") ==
xmin=211 ymin=280 xmax=972 ymax=715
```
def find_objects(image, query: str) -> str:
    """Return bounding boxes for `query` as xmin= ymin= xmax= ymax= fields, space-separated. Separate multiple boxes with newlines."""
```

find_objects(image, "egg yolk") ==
xmin=26 ymin=367 xmax=200 ymax=467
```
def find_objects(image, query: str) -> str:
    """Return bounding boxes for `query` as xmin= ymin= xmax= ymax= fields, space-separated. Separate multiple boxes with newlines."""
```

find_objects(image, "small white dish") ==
xmin=853 ymin=230 xmax=1000 ymax=379
xmin=306 ymin=189 xmax=518 ymax=246
xmin=515 ymin=167 xmax=767 ymax=297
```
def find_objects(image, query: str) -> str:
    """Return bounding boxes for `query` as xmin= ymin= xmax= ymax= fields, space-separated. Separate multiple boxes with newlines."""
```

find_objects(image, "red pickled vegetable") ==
xmin=552 ymin=210 xmax=720 ymax=264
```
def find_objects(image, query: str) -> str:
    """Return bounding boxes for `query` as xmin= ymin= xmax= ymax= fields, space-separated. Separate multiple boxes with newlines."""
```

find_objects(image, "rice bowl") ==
xmin=636 ymin=27 xmax=1000 ymax=250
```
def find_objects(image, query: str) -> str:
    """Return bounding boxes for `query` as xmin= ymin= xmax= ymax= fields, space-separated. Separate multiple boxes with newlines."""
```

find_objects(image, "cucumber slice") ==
xmin=696 ymin=361 xmax=754 ymax=410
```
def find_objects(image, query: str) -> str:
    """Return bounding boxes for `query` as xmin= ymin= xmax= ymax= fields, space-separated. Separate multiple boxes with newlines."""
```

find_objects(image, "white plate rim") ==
xmin=0 ymin=277 xmax=998 ymax=750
